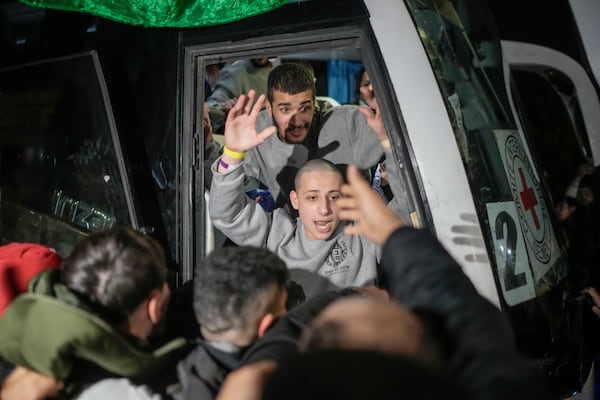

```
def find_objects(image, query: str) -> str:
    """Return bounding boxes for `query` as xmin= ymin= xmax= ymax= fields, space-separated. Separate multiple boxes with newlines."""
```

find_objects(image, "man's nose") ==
xmin=318 ymin=198 xmax=331 ymax=214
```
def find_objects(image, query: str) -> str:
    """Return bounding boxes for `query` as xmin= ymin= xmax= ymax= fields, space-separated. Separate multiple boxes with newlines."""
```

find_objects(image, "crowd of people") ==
xmin=0 ymin=61 xmax=570 ymax=399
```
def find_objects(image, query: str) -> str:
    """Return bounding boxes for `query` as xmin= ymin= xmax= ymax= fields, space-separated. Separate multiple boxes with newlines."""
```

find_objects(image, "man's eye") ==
xmin=329 ymin=195 xmax=340 ymax=201
xmin=279 ymin=107 xmax=288 ymax=113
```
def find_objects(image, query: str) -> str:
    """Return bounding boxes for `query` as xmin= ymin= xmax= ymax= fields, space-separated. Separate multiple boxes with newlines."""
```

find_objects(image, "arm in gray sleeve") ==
xmin=208 ymin=159 xmax=272 ymax=247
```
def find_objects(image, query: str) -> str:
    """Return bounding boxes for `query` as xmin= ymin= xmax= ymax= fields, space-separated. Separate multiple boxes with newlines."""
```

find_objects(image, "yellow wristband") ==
xmin=223 ymin=145 xmax=246 ymax=160
xmin=380 ymin=139 xmax=391 ymax=150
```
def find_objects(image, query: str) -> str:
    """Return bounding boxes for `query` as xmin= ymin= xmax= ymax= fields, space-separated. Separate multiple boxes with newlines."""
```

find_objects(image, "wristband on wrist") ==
xmin=219 ymin=158 xmax=230 ymax=170
xmin=223 ymin=145 xmax=246 ymax=159
xmin=380 ymin=139 xmax=391 ymax=150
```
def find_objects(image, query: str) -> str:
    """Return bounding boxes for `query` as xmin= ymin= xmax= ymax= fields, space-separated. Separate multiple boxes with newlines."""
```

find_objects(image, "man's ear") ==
xmin=266 ymin=101 xmax=273 ymax=117
xmin=147 ymin=284 xmax=168 ymax=325
xmin=290 ymin=190 xmax=299 ymax=210
xmin=257 ymin=313 xmax=275 ymax=338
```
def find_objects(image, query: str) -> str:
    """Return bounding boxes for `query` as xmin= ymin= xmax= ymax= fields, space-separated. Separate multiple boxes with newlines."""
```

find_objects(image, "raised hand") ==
xmin=585 ymin=287 xmax=600 ymax=318
xmin=358 ymin=101 xmax=388 ymax=142
xmin=338 ymin=164 xmax=404 ymax=245
xmin=224 ymin=90 xmax=277 ymax=153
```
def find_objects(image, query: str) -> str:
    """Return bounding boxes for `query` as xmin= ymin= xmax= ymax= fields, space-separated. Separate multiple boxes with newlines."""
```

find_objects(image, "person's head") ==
xmin=290 ymin=159 xmax=344 ymax=240
xmin=266 ymin=63 xmax=316 ymax=144
xmin=577 ymin=175 xmax=595 ymax=207
xmin=356 ymin=67 xmax=374 ymax=106
xmin=300 ymin=296 xmax=444 ymax=369
xmin=194 ymin=246 xmax=289 ymax=348
xmin=61 ymin=226 xmax=170 ymax=340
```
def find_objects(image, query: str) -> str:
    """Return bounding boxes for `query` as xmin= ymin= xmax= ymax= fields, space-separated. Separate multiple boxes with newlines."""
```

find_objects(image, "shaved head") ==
xmin=294 ymin=159 xmax=342 ymax=191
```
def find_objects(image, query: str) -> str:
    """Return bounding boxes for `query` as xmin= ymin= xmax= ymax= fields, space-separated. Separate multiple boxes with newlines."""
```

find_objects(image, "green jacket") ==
xmin=0 ymin=269 xmax=187 ymax=388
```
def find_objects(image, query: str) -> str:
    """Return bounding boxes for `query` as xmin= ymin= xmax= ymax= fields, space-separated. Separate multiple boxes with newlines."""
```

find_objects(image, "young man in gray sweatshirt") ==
xmin=209 ymin=90 xmax=405 ymax=299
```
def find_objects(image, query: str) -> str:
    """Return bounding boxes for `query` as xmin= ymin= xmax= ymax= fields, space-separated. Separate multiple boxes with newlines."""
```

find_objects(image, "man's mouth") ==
xmin=287 ymin=124 xmax=307 ymax=137
xmin=314 ymin=220 xmax=333 ymax=233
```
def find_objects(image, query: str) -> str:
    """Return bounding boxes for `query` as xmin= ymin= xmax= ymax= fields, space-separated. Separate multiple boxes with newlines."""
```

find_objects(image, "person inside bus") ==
xmin=0 ymin=227 xmax=192 ymax=400
xmin=564 ymin=173 xmax=600 ymax=290
xmin=355 ymin=65 xmax=393 ymax=203
xmin=210 ymin=63 xmax=411 ymax=221
xmin=209 ymin=91 xmax=407 ymax=299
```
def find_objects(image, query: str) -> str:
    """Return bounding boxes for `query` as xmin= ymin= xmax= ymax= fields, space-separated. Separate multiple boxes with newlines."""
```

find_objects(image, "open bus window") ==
xmin=190 ymin=36 xmax=415 ymax=263
xmin=0 ymin=52 xmax=132 ymax=255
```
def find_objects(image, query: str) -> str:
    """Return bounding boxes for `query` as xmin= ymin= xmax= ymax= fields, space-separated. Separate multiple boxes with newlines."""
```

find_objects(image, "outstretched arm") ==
xmin=217 ymin=90 xmax=276 ymax=173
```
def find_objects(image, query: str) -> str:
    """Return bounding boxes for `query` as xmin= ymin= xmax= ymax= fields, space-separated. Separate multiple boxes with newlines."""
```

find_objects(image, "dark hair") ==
xmin=61 ymin=226 xmax=167 ymax=324
xmin=193 ymin=246 xmax=289 ymax=334
xmin=355 ymin=65 xmax=366 ymax=104
xmin=263 ymin=349 xmax=461 ymax=400
xmin=267 ymin=63 xmax=315 ymax=103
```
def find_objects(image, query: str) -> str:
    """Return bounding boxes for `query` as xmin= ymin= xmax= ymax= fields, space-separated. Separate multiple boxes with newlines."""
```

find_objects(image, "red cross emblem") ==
xmin=518 ymin=168 xmax=540 ymax=230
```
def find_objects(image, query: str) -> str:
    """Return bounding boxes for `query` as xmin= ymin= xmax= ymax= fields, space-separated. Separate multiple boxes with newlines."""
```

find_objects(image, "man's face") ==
xmin=290 ymin=170 xmax=342 ymax=240
xmin=267 ymin=89 xmax=315 ymax=144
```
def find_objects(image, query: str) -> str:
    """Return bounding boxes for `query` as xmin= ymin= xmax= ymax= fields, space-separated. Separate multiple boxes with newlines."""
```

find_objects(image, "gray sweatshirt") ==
xmin=209 ymin=161 xmax=380 ymax=299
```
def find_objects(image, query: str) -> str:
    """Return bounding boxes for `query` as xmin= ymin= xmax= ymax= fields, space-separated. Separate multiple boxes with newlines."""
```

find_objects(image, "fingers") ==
xmin=357 ymin=105 xmax=375 ymax=119
xmin=251 ymin=94 xmax=266 ymax=116
xmin=244 ymin=90 xmax=256 ymax=114
xmin=226 ymin=94 xmax=247 ymax=123
xmin=586 ymin=287 xmax=600 ymax=307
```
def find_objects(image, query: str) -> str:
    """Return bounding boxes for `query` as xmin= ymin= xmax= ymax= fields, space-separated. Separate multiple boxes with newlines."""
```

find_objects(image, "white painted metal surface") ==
xmin=363 ymin=0 xmax=501 ymax=307
xmin=502 ymin=40 xmax=600 ymax=165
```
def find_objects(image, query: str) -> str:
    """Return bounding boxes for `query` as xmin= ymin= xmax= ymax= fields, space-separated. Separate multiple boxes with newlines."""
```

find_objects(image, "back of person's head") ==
xmin=61 ymin=226 xmax=167 ymax=324
xmin=267 ymin=63 xmax=315 ymax=102
xmin=262 ymin=349 xmax=460 ymax=400
xmin=294 ymin=158 xmax=343 ymax=191
xmin=300 ymin=297 xmax=446 ymax=370
xmin=194 ymin=246 xmax=289 ymax=346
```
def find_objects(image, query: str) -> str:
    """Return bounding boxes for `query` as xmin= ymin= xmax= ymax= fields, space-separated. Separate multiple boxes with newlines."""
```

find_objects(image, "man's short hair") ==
xmin=267 ymin=63 xmax=315 ymax=103
xmin=61 ymin=226 xmax=167 ymax=324
xmin=193 ymin=246 xmax=289 ymax=335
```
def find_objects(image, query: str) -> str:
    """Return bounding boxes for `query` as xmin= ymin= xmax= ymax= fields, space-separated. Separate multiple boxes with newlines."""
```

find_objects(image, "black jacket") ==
xmin=380 ymin=228 xmax=551 ymax=400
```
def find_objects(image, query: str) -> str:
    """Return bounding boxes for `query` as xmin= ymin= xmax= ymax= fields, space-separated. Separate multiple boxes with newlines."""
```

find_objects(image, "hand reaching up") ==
xmin=224 ymin=90 xmax=277 ymax=153
xmin=338 ymin=164 xmax=405 ymax=245
xmin=358 ymin=100 xmax=388 ymax=143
